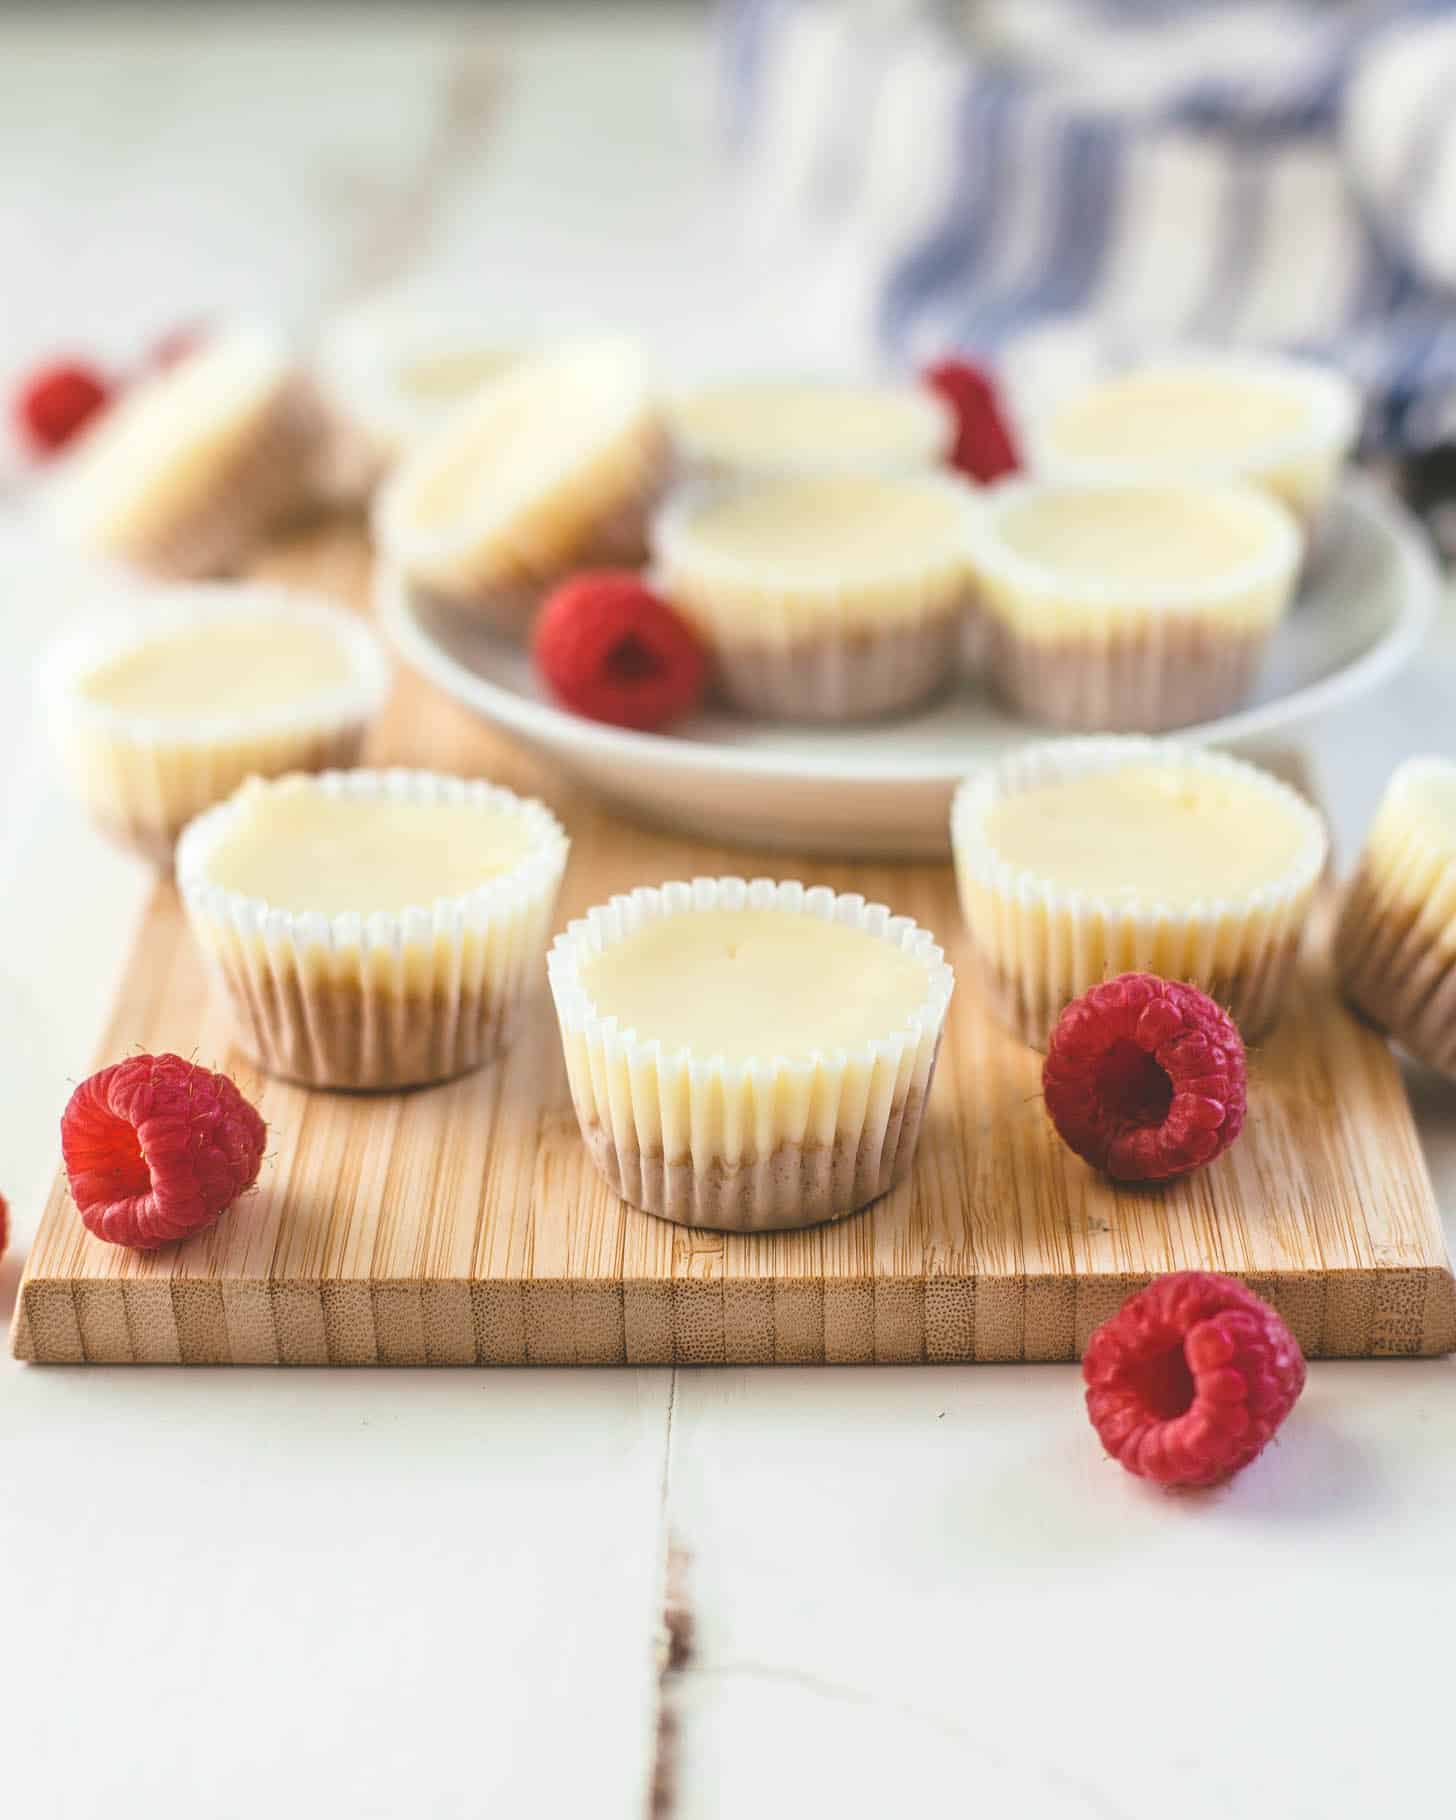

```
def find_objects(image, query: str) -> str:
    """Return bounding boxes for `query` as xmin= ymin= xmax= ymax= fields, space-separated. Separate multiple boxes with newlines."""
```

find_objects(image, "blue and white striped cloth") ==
xmin=721 ymin=0 xmax=1456 ymax=451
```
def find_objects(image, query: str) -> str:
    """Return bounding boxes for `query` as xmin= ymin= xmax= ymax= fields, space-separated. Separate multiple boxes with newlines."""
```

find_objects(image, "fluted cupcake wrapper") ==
xmin=1335 ymin=763 xmax=1456 ymax=1079
xmin=548 ymin=876 xmax=954 ymax=1231
xmin=952 ymin=738 xmax=1328 ymax=1048
xmin=712 ymin=605 xmax=965 ymax=722
xmin=177 ymin=769 xmax=568 ymax=1089
xmin=44 ymin=586 xmax=392 ymax=867
xmin=987 ymin=612 xmax=1273 ymax=734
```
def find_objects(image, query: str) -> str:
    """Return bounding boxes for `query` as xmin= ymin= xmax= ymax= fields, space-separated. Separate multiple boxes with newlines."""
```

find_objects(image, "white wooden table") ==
xmin=2 ymin=9 xmax=1454 ymax=1817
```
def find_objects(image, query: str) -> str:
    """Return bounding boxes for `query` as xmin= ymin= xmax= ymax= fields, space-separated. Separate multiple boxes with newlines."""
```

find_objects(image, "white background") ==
xmin=2 ymin=8 xmax=1455 ymax=1817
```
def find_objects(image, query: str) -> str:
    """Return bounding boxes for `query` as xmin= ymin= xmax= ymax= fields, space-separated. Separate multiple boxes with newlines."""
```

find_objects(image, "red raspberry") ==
xmin=14 ymin=359 xmax=113 ymax=454
xmin=1042 ymin=973 xmax=1246 ymax=1182
xmin=60 ymin=1054 xmax=266 ymax=1250
xmin=1084 ymin=1271 xmax=1305 ymax=1487
xmin=533 ymin=570 xmax=708 ymax=732
xmin=0 ymin=1189 xmax=8 ymax=1261
xmin=922 ymin=357 xmax=1020 ymax=483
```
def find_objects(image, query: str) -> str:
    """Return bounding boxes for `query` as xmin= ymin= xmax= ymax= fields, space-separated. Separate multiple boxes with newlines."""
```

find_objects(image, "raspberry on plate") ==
xmin=14 ymin=359 xmax=113 ymax=455
xmin=1042 ymin=973 xmax=1247 ymax=1182
xmin=921 ymin=357 xmax=1020 ymax=484
xmin=1083 ymin=1271 xmax=1306 ymax=1487
xmin=533 ymin=570 xmax=708 ymax=732
xmin=60 ymin=1053 xmax=266 ymax=1250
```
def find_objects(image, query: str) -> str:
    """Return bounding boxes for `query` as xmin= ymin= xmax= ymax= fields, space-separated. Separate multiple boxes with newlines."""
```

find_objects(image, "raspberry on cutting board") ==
xmin=1042 ymin=973 xmax=1247 ymax=1182
xmin=1083 ymin=1271 xmax=1306 ymax=1488
xmin=60 ymin=1053 xmax=267 ymax=1250
xmin=533 ymin=569 xmax=708 ymax=732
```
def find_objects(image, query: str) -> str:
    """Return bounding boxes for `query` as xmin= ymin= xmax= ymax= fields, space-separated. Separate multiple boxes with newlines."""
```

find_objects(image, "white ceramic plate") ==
xmin=377 ymin=474 xmax=1439 ymax=857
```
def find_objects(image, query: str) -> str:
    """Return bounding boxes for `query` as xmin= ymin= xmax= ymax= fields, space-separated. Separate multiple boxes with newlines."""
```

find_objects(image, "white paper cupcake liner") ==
xmin=970 ymin=477 xmax=1301 ymax=733
xmin=548 ymin=876 xmax=954 ymax=1231
xmin=43 ymin=583 xmax=392 ymax=866
xmin=177 ymin=769 xmax=568 ymax=1089
xmin=710 ymin=611 xmax=963 ymax=722
xmin=651 ymin=470 xmax=979 ymax=722
xmin=951 ymin=738 xmax=1328 ymax=1047
xmin=1335 ymin=758 xmax=1456 ymax=1079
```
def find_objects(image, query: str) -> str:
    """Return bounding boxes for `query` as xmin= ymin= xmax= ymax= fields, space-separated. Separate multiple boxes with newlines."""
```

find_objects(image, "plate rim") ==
xmin=376 ymin=472 xmax=1439 ymax=788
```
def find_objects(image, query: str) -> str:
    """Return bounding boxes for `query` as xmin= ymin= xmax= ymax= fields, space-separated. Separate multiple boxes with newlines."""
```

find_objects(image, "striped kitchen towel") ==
xmin=721 ymin=0 xmax=1456 ymax=451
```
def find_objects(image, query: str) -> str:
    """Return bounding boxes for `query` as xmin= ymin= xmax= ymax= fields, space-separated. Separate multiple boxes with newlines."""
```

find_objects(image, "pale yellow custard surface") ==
xmin=995 ymin=487 xmax=1270 ymax=588
xmin=578 ymin=908 xmax=932 ymax=1063
xmin=658 ymin=473 xmax=976 ymax=643
xmin=982 ymin=763 xmax=1310 ymax=906
xmin=1048 ymin=371 xmax=1310 ymax=464
xmin=671 ymin=380 xmax=947 ymax=473
xmin=681 ymin=475 xmax=966 ymax=573
xmin=79 ymin=619 xmax=355 ymax=718
xmin=1035 ymin=361 xmax=1357 ymax=526
xmin=53 ymin=329 xmax=288 ymax=549
xmin=201 ymin=781 xmax=535 ymax=913
xmin=400 ymin=348 xmax=515 ymax=403
xmin=972 ymin=481 xmax=1298 ymax=641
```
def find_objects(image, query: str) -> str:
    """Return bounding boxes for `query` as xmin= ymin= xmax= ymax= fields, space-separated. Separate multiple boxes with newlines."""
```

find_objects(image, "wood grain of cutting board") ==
xmin=12 ymin=523 xmax=1456 ymax=1365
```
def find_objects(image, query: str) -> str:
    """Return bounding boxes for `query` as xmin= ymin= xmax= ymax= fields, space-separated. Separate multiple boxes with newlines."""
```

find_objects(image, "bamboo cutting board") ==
xmin=12 ymin=524 xmax=1456 ymax=1365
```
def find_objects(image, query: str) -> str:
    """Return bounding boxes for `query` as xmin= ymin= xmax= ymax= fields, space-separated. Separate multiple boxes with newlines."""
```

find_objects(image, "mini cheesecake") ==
xmin=177 ymin=770 xmax=568 ymax=1090
xmin=48 ymin=325 xmax=328 ymax=578
xmin=317 ymin=301 xmax=519 ymax=471
xmin=548 ymin=878 xmax=953 ymax=1230
xmin=1029 ymin=354 xmax=1360 ymax=536
xmin=45 ymin=583 xmax=390 ymax=864
xmin=1335 ymin=757 xmax=1456 ymax=1078
xmin=668 ymin=377 xmax=954 ymax=481
xmin=952 ymin=738 xmax=1327 ymax=1046
xmin=652 ymin=471 xmax=978 ymax=721
xmin=970 ymin=478 xmax=1301 ymax=732
xmin=374 ymin=337 xmax=669 ymax=633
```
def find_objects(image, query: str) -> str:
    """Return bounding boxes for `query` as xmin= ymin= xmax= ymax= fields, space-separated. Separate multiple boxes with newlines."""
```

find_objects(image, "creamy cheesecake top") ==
xmin=982 ymin=762 xmax=1313 ymax=905
xmin=992 ymin=485 xmax=1274 ymax=589
xmin=1045 ymin=366 xmax=1313 ymax=464
xmin=78 ymin=618 xmax=357 ymax=718
xmin=670 ymin=474 xmax=974 ymax=577
xmin=398 ymin=348 xmax=515 ymax=404
xmin=671 ymin=380 xmax=949 ymax=472
xmin=53 ymin=327 xmax=289 ymax=538
xmin=577 ymin=908 xmax=933 ymax=1063
xmin=201 ymin=777 xmax=537 ymax=914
